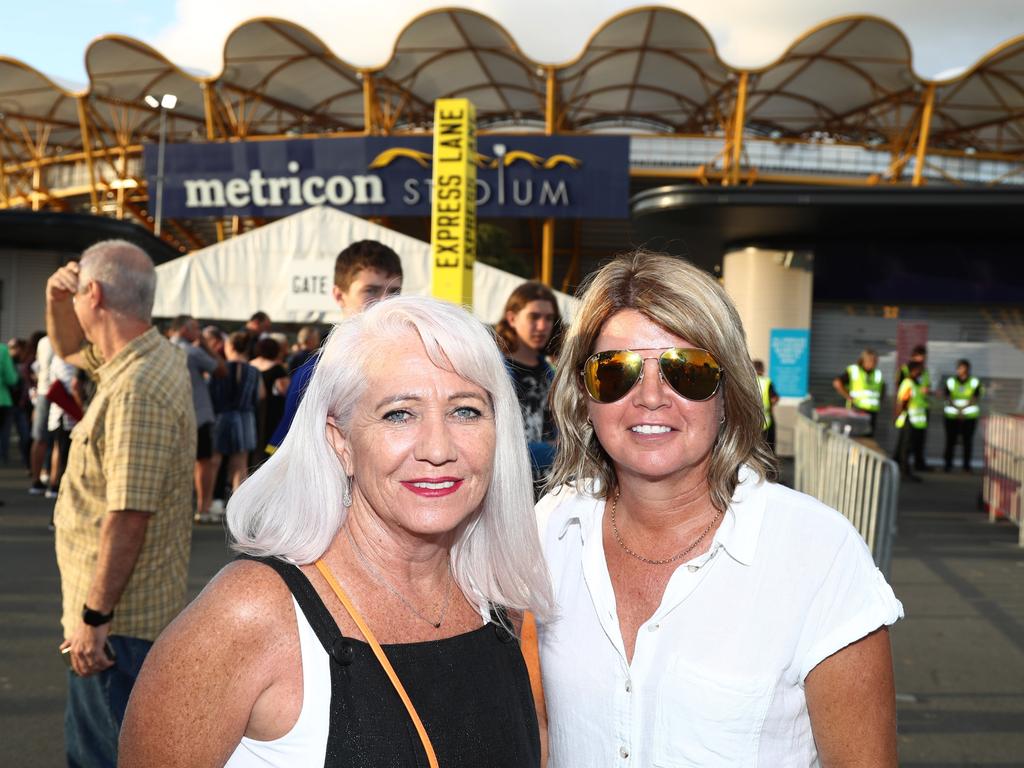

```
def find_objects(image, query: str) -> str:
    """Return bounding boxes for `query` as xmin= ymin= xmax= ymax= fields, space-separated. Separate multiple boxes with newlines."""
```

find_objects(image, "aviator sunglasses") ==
xmin=581 ymin=347 xmax=724 ymax=404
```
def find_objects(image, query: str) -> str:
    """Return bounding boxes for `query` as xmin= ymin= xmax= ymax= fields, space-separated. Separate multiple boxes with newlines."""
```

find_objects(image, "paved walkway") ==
xmin=1 ymin=463 xmax=1022 ymax=765
xmin=889 ymin=469 xmax=1024 ymax=766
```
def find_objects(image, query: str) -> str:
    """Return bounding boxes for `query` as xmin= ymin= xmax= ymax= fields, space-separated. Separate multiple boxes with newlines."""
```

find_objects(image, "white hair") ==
xmin=227 ymin=296 xmax=554 ymax=621
xmin=79 ymin=239 xmax=156 ymax=322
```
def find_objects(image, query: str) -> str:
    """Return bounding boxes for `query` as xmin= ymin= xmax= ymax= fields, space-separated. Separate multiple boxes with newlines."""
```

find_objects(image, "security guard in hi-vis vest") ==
xmin=832 ymin=348 xmax=885 ymax=437
xmin=943 ymin=358 xmax=983 ymax=473
xmin=893 ymin=359 xmax=927 ymax=482
xmin=753 ymin=359 xmax=779 ymax=454
xmin=898 ymin=344 xmax=932 ymax=471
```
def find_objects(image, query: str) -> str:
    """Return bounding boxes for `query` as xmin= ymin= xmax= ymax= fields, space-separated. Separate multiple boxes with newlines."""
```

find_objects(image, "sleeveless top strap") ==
xmin=235 ymin=554 xmax=352 ymax=767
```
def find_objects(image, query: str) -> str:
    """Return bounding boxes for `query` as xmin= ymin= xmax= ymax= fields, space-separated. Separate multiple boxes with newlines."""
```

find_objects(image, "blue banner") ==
xmin=145 ymin=135 xmax=630 ymax=219
xmin=769 ymin=328 xmax=811 ymax=398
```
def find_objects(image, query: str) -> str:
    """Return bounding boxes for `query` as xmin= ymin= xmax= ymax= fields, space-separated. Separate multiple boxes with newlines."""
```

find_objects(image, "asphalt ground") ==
xmin=1 ymin=461 xmax=1022 ymax=766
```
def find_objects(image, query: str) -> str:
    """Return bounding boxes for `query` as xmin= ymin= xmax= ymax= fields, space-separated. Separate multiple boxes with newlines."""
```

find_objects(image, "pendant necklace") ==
xmin=344 ymin=525 xmax=452 ymax=628
xmin=609 ymin=487 xmax=723 ymax=566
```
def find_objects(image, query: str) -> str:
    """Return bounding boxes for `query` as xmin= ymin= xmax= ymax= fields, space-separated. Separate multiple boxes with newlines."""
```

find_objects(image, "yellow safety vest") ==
xmin=944 ymin=376 xmax=981 ymax=419
xmin=895 ymin=378 xmax=928 ymax=429
xmin=900 ymin=365 xmax=930 ymax=390
xmin=757 ymin=375 xmax=772 ymax=430
xmin=847 ymin=365 xmax=882 ymax=412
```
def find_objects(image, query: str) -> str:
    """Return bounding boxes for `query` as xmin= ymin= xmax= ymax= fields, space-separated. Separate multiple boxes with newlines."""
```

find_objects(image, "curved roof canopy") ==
xmin=375 ymin=9 xmax=545 ymax=130
xmin=555 ymin=8 xmax=733 ymax=133
xmin=0 ymin=8 xmax=1022 ymax=164
xmin=744 ymin=17 xmax=919 ymax=144
xmin=215 ymin=18 xmax=364 ymax=136
xmin=0 ymin=59 xmax=80 ymax=165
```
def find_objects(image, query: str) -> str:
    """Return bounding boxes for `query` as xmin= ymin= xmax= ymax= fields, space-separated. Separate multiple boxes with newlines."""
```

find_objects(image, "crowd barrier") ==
xmin=793 ymin=412 xmax=900 ymax=577
xmin=982 ymin=413 xmax=1024 ymax=546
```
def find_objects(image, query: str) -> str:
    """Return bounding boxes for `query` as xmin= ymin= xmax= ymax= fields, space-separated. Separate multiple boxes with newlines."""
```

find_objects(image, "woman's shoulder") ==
xmin=748 ymin=476 xmax=871 ymax=562
xmin=183 ymin=558 xmax=298 ymax=644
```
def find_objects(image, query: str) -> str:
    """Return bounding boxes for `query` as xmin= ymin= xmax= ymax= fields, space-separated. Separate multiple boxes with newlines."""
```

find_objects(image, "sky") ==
xmin=2 ymin=0 xmax=1022 ymax=88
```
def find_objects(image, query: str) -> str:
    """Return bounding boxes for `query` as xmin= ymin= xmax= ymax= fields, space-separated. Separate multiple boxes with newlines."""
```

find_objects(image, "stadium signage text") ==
xmin=144 ymin=135 xmax=629 ymax=219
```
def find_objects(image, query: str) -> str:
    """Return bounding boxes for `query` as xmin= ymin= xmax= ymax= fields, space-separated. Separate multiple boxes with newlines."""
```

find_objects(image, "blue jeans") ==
xmin=65 ymin=635 xmax=152 ymax=768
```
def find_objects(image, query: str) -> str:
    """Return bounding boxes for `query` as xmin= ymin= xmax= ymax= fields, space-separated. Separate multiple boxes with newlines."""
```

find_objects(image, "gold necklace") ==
xmin=609 ymin=487 xmax=723 ymax=566
xmin=344 ymin=526 xmax=452 ymax=629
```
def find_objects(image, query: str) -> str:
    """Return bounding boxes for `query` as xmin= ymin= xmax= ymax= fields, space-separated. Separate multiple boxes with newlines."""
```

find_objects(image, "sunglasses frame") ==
xmin=580 ymin=347 xmax=725 ymax=404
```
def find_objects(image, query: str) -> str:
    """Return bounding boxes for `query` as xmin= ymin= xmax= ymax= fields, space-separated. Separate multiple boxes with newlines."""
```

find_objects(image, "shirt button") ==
xmin=687 ymin=564 xmax=698 ymax=573
xmin=647 ymin=623 xmax=660 ymax=632
xmin=625 ymin=680 xmax=632 ymax=693
xmin=619 ymin=746 xmax=629 ymax=759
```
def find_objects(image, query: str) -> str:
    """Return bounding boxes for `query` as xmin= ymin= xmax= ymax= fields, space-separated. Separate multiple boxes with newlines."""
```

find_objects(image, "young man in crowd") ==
xmin=495 ymin=281 xmax=560 ymax=490
xmin=265 ymin=240 xmax=402 ymax=453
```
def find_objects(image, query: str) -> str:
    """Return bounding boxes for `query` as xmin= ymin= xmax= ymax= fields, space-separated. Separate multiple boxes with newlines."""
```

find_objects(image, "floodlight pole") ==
xmin=154 ymin=105 xmax=167 ymax=237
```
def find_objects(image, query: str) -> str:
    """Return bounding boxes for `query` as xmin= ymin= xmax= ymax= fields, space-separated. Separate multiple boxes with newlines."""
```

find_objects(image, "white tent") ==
xmin=153 ymin=206 xmax=578 ymax=325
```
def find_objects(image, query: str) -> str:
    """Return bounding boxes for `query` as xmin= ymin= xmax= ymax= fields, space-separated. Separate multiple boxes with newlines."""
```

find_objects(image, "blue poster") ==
xmin=145 ymin=135 xmax=630 ymax=220
xmin=769 ymin=329 xmax=810 ymax=398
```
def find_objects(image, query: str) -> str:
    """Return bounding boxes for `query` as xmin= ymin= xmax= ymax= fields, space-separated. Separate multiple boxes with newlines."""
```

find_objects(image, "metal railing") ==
xmin=793 ymin=412 xmax=901 ymax=576
xmin=982 ymin=413 xmax=1024 ymax=546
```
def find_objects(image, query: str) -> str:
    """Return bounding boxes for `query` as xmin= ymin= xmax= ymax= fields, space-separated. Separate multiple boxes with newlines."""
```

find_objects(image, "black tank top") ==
xmin=242 ymin=555 xmax=541 ymax=768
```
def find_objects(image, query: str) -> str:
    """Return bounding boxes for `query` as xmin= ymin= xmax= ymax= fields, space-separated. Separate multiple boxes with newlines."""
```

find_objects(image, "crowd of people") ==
xmin=24 ymin=236 xmax=921 ymax=767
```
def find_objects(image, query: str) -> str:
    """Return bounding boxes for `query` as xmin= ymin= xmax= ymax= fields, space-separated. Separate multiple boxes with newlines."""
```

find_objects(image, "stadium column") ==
xmin=201 ymin=82 xmax=226 ymax=243
xmin=75 ymin=96 xmax=99 ymax=212
xmin=722 ymin=247 xmax=813 ymax=456
xmin=362 ymin=70 xmax=376 ymax=136
xmin=912 ymin=83 xmax=936 ymax=187
xmin=541 ymin=66 xmax=557 ymax=286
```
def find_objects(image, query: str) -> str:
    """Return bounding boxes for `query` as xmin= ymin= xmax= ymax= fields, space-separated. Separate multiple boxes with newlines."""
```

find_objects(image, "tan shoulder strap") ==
xmin=314 ymin=559 xmax=440 ymax=768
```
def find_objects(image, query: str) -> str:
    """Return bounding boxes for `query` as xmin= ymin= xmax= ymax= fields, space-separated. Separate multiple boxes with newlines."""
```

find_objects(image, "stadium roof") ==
xmin=1 ymin=8 xmax=1022 ymax=151
xmin=1 ymin=7 xmax=1022 ymax=253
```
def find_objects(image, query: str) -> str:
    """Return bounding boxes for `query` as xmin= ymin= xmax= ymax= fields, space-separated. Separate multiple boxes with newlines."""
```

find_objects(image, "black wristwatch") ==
xmin=82 ymin=604 xmax=114 ymax=627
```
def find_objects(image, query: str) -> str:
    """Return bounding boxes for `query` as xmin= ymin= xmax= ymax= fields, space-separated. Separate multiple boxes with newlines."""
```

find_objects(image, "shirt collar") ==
xmin=556 ymin=465 xmax=766 ymax=567
xmin=712 ymin=465 xmax=765 ymax=567
xmin=92 ymin=326 xmax=162 ymax=384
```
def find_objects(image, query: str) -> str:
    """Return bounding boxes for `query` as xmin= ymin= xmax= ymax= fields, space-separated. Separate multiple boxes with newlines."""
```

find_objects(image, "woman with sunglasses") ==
xmin=120 ymin=296 xmax=552 ymax=767
xmin=537 ymin=251 xmax=902 ymax=767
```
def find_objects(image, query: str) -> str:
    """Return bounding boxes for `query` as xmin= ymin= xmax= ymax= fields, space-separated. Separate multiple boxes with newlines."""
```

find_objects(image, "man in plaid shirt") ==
xmin=47 ymin=240 xmax=195 ymax=768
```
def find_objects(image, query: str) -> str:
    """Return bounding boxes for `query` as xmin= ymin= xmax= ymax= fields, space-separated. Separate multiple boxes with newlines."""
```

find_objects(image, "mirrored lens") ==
xmin=659 ymin=348 xmax=722 ymax=401
xmin=583 ymin=350 xmax=644 ymax=403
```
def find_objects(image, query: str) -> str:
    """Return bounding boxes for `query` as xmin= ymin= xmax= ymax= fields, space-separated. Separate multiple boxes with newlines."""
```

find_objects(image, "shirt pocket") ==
xmin=653 ymin=654 xmax=774 ymax=767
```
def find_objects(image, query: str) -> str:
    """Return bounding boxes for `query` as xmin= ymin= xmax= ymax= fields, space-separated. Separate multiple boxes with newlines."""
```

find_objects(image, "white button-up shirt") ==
xmin=536 ymin=466 xmax=903 ymax=767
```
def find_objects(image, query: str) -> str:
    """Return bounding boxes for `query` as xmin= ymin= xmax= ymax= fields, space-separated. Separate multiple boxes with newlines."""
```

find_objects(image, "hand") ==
xmin=61 ymin=621 xmax=115 ymax=677
xmin=47 ymin=262 xmax=81 ymax=304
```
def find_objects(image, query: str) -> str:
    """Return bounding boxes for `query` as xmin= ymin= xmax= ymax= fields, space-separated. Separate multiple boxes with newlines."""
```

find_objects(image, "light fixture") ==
xmin=143 ymin=93 xmax=178 ymax=238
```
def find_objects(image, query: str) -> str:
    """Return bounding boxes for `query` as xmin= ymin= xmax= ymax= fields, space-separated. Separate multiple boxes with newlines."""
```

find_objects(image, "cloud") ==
xmin=147 ymin=0 xmax=1021 ymax=79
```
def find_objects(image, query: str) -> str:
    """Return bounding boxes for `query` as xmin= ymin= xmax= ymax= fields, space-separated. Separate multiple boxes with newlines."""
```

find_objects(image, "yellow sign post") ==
xmin=430 ymin=98 xmax=476 ymax=307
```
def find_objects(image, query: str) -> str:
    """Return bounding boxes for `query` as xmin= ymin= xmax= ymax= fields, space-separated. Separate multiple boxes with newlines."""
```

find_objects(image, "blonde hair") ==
xmin=548 ymin=250 xmax=776 ymax=510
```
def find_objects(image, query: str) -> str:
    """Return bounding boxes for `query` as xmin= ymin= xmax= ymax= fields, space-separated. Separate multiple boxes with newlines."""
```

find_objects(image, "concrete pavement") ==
xmin=0 ymin=466 xmax=233 ymax=766
xmin=1 ymin=463 xmax=1022 ymax=766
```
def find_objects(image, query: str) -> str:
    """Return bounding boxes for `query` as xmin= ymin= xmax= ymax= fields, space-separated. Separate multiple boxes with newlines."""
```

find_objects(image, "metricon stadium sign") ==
xmin=145 ymin=135 xmax=630 ymax=220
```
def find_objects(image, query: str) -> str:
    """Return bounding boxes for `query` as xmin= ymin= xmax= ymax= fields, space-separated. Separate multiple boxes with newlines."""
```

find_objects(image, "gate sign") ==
xmin=144 ymin=135 xmax=629 ymax=220
xmin=430 ymin=99 xmax=476 ymax=307
xmin=769 ymin=328 xmax=811 ymax=398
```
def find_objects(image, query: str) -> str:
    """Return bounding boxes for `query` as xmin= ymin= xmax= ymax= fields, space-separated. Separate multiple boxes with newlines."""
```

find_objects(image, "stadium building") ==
xmin=1 ymin=7 xmax=1022 ymax=456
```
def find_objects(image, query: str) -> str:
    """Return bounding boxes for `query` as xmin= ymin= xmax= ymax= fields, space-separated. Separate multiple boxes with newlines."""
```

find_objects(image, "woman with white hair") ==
xmin=120 ymin=296 xmax=553 ymax=767
xmin=537 ymin=251 xmax=903 ymax=767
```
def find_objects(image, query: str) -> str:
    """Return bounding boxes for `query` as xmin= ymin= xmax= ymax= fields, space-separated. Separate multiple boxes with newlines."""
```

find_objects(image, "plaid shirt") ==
xmin=55 ymin=327 xmax=196 ymax=641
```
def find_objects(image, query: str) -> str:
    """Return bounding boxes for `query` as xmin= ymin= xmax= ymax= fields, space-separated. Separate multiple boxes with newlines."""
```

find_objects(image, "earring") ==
xmin=719 ymin=413 xmax=726 ymax=424
xmin=342 ymin=477 xmax=353 ymax=508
